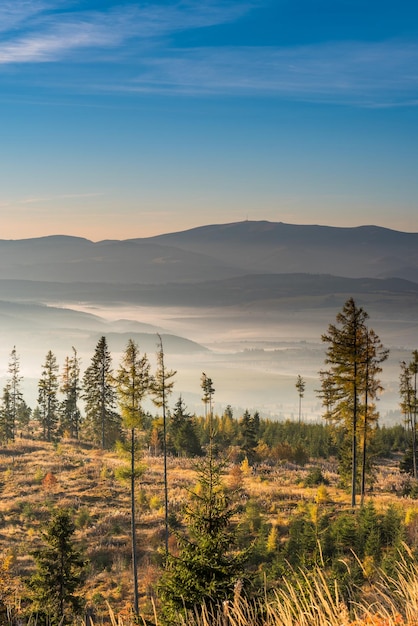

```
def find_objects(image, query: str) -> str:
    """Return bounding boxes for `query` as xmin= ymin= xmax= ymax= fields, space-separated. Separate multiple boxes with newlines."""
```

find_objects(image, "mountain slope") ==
xmin=2 ymin=274 xmax=418 ymax=309
xmin=0 ymin=237 xmax=242 ymax=284
xmin=143 ymin=221 xmax=418 ymax=282
xmin=0 ymin=221 xmax=417 ymax=284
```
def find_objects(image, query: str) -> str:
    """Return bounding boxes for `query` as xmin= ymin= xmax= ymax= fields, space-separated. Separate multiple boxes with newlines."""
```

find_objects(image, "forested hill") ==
xmin=2 ymin=274 xmax=418 ymax=309
xmin=0 ymin=221 xmax=417 ymax=284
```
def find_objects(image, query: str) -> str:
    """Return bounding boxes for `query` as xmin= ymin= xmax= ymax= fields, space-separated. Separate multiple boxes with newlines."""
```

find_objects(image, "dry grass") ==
xmin=0 ymin=435 xmax=414 ymax=623
xmin=101 ymin=557 xmax=418 ymax=626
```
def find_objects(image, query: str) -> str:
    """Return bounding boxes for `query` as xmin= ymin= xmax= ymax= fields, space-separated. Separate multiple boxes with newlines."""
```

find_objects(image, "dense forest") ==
xmin=1 ymin=298 xmax=418 ymax=625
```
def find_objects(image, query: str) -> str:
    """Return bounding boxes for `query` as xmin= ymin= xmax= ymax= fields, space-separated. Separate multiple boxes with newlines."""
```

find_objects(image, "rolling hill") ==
xmin=0 ymin=221 xmax=417 ymax=285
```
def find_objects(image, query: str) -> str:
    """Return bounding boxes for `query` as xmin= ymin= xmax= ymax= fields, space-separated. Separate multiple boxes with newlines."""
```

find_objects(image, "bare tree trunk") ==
xmin=131 ymin=427 xmax=139 ymax=615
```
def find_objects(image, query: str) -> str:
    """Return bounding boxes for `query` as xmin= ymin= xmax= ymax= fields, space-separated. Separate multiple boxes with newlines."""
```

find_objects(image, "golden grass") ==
xmin=97 ymin=557 xmax=418 ymax=626
xmin=0 ymin=436 xmax=415 ymax=623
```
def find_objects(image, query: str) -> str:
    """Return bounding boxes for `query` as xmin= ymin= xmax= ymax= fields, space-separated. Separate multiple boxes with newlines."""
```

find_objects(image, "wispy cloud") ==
xmin=0 ymin=192 xmax=105 ymax=208
xmin=127 ymin=40 xmax=418 ymax=106
xmin=0 ymin=2 xmax=416 ymax=107
xmin=0 ymin=1 xmax=53 ymax=33
xmin=0 ymin=1 xmax=255 ymax=63
xmin=21 ymin=192 xmax=104 ymax=203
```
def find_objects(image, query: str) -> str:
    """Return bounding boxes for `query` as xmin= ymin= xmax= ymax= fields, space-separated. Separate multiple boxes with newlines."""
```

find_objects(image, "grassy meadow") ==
xmin=2 ymin=431 xmax=418 ymax=624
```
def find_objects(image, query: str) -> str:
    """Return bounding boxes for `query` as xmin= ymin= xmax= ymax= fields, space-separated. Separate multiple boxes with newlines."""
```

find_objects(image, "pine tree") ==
xmin=6 ymin=346 xmax=24 ymax=440
xmin=360 ymin=329 xmax=389 ymax=504
xmin=0 ymin=347 xmax=26 ymax=442
xmin=16 ymin=400 xmax=31 ymax=430
xmin=201 ymin=372 xmax=215 ymax=452
xmin=239 ymin=410 xmax=258 ymax=465
xmin=218 ymin=406 xmax=238 ymax=449
xmin=37 ymin=350 xmax=59 ymax=442
xmin=0 ymin=386 xmax=14 ymax=444
xmin=295 ymin=375 xmax=306 ymax=424
xmin=116 ymin=338 xmax=150 ymax=615
xmin=60 ymin=347 xmax=82 ymax=439
xmin=158 ymin=452 xmax=247 ymax=620
xmin=82 ymin=336 xmax=121 ymax=449
xmin=319 ymin=298 xmax=388 ymax=506
xmin=170 ymin=396 xmax=202 ymax=458
xmin=29 ymin=509 xmax=86 ymax=625
xmin=151 ymin=334 xmax=176 ymax=557
xmin=399 ymin=352 xmax=418 ymax=478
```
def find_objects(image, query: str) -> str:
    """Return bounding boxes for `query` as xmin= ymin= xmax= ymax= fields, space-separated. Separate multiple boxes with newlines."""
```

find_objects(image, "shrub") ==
xmin=304 ymin=467 xmax=329 ymax=487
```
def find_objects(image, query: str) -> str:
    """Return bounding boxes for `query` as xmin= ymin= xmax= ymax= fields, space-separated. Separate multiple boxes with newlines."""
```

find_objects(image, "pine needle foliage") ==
xmin=158 ymin=453 xmax=248 ymax=622
xmin=28 ymin=508 xmax=86 ymax=625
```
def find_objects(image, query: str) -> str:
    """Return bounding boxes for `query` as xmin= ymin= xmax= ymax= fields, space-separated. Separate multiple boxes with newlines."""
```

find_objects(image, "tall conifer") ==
xmin=82 ymin=336 xmax=120 ymax=449
xmin=319 ymin=298 xmax=388 ymax=506
xmin=37 ymin=350 xmax=59 ymax=442
xmin=116 ymin=338 xmax=150 ymax=616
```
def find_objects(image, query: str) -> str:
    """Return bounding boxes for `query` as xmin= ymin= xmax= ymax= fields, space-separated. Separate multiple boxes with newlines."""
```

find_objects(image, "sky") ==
xmin=0 ymin=0 xmax=418 ymax=241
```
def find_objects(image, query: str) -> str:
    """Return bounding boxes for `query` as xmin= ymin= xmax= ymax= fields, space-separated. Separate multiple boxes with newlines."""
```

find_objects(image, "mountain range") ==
xmin=0 ymin=220 xmax=417 ymax=285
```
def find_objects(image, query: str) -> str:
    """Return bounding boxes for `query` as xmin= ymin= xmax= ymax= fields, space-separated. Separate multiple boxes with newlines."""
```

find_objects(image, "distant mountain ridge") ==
xmin=2 ymin=273 xmax=418 ymax=309
xmin=0 ymin=220 xmax=417 ymax=284
xmin=142 ymin=221 xmax=418 ymax=282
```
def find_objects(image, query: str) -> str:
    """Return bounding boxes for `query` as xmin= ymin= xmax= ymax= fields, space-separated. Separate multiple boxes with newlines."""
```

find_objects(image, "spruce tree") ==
xmin=6 ymin=346 xmax=24 ymax=440
xmin=37 ymin=350 xmax=60 ymax=442
xmin=60 ymin=347 xmax=82 ymax=439
xmin=360 ymin=329 xmax=388 ymax=504
xmin=0 ymin=347 xmax=26 ymax=442
xmin=29 ymin=509 xmax=86 ymax=625
xmin=399 ymin=352 xmax=418 ymax=478
xmin=170 ymin=396 xmax=202 ymax=458
xmin=158 ymin=451 xmax=247 ymax=621
xmin=319 ymin=298 xmax=388 ymax=506
xmin=82 ymin=336 xmax=121 ymax=449
xmin=0 ymin=386 xmax=14 ymax=444
xmin=16 ymin=400 xmax=31 ymax=430
xmin=239 ymin=410 xmax=258 ymax=465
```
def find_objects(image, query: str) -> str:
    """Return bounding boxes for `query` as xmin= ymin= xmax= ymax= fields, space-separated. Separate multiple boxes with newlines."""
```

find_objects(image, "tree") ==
xmin=201 ymin=373 xmax=215 ymax=420
xmin=170 ymin=396 xmax=202 ymax=458
xmin=82 ymin=336 xmax=121 ymax=449
xmin=0 ymin=554 xmax=20 ymax=619
xmin=159 ymin=373 xmax=248 ymax=619
xmin=0 ymin=347 xmax=26 ymax=442
xmin=116 ymin=338 xmax=150 ymax=615
xmin=295 ymin=375 xmax=306 ymax=423
xmin=201 ymin=373 xmax=215 ymax=453
xmin=218 ymin=406 xmax=238 ymax=450
xmin=60 ymin=348 xmax=82 ymax=439
xmin=151 ymin=334 xmax=176 ymax=557
xmin=6 ymin=347 xmax=24 ymax=440
xmin=16 ymin=400 xmax=31 ymax=430
xmin=37 ymin=350 xmax=60 ymax=442
xmin=0 ymin=386 xmax=14 ymax=444
xmin=239 ymin=410 xmax=258 ymax=465
xmin=319 ymin=298 xmax=387 ymax=507
xmin=29 ymin=509 xmax=86 ymax=625
xmin=360 ymin=329 xmax=389 ymax=505
xmin=158 ymin=446 xmax=247 ymax=621
xmin=399 ymin=352 xmax=418 ymax=478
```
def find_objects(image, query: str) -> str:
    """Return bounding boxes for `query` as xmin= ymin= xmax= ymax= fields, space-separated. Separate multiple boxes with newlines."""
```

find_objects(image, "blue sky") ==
xmin=0 ymin=0 xmax=417 ymax=240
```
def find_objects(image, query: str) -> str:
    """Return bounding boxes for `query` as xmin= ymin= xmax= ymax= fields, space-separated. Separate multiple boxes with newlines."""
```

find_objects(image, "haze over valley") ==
xmin=1 ymin=220 xmax=417 ymax=422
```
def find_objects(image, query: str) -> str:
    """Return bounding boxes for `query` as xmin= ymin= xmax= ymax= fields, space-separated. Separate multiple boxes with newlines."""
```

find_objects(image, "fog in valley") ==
xmin=0 ymin=221 xmax=417 ymax=424
xmin=0 ymin=298 xmax=412 ymax=425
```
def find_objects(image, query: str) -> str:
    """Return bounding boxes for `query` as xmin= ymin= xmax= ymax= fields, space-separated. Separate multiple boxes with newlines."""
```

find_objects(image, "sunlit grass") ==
xmin=115 ymin=556 xmax=418 ymax=626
